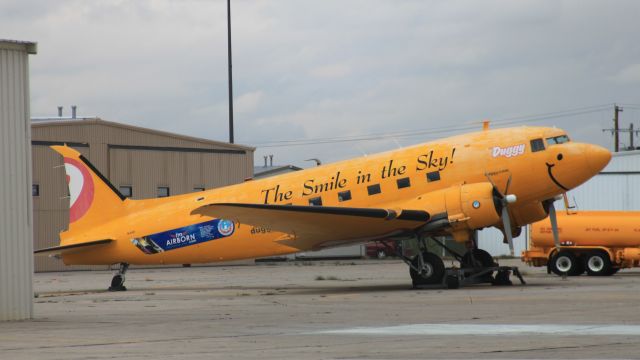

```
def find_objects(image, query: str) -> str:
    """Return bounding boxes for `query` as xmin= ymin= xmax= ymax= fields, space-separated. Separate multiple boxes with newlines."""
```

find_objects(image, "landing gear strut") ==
xmin=108 ymin=263 xmax=129 ymax=291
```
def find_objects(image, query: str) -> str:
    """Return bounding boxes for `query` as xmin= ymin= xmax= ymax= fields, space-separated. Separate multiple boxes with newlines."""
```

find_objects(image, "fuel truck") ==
xmin=521 ymin=211 xmax=640 ymax=276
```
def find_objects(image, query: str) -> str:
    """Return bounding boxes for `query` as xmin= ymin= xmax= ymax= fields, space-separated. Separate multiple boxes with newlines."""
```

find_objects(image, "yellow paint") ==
xmin=45 ymin=126 xmax=610 ymax=266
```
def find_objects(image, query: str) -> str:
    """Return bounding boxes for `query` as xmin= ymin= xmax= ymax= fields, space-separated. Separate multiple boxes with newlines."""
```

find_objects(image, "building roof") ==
xmin=32 ymin=117 xmax=255 ymax=151
xmin=0 ymin=39 xmax=37 ymax=54
xmin=253 ymin=165 xmax=303 ymax=177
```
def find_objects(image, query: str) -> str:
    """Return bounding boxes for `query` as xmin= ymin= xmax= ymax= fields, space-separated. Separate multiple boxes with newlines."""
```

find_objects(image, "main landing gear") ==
xmin=397 ymin=235 xmax=525 ymax=289
xmin=108 ymin=263 xmax=129 ymax=291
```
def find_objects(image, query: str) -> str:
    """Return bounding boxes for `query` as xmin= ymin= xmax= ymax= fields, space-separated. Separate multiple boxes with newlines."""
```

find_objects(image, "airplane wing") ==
xmin=192 ymin=203 xmax=431 ymax=250
xmin=34 ymin=239 xmax=114 ymax=256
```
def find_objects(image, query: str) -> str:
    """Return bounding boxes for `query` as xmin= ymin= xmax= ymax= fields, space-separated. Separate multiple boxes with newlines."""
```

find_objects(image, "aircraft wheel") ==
xmin=492 ymin=269 xmax=513 ymax=286
xmin=585 ymin=252 xmax=612 ymax=276
xmin=410 ymin=252 xmax=445 ymax=286
xmin=550 ymin=251 xmax=579 ymax=276
xmin=461 ymin=249 xmax=496 ymax=268
xmin=445 ymin=274 xmax=460 ymax=289
xmin=108 ymin=274 xmax=127 ymax=292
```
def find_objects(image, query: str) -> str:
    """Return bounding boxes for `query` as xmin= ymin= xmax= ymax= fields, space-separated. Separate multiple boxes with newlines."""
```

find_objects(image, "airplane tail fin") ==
xmin=51 ymin=146 xmax=127 ymax=243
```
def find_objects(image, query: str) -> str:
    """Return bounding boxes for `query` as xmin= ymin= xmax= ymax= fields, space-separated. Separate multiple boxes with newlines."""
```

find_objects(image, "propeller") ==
xmin=486 ymin=174 xmax=518 ymax=256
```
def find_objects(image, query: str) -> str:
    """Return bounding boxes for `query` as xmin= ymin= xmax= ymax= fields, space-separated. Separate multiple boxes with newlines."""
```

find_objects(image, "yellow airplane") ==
xmin=35 ymin=125 xmax=611 ymax=290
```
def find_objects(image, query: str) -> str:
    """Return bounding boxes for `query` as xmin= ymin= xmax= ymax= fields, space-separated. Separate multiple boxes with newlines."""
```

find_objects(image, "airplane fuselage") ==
xmin=60 ymin=126 xmax=610 ymax=265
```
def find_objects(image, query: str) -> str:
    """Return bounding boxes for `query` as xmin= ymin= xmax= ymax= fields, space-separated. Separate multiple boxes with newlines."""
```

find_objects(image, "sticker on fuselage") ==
xmin=492 ymin=144 xmax=525 ymax=158
xmin=131 ymin=219 xmax=235 ymax=254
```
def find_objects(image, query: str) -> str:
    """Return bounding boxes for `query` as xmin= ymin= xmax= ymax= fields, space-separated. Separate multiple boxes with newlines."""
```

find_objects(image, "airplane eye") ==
xmin=557 ymin=154 xmax=563 ymax=161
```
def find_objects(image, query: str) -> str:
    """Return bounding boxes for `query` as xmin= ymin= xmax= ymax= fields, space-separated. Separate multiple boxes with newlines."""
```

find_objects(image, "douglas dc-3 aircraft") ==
xmin=35 ymin=125 xmax=611 ymax=290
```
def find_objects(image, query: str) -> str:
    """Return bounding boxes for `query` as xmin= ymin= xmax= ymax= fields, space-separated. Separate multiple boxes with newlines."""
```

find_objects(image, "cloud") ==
xmin=609 ymin=64 xmax=640 ymax=84
xmin=235 ymin=91 xmax=264 ymax=114
xmin=309 ymin=64 xmax=351 ymax=79
xmin=3 ymin=0 xmax=640 ymax=165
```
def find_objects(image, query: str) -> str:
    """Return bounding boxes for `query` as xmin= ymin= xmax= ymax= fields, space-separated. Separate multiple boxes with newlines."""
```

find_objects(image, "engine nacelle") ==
xmin=510 ymin=200 xmax=548 ymax=228
xmin=421 ymin=182 xmax=502 ymax=234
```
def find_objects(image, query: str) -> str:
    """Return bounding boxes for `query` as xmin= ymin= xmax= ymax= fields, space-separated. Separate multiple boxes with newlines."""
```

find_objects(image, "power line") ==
xmin=253 ymin=104 xmax=613 ymax=148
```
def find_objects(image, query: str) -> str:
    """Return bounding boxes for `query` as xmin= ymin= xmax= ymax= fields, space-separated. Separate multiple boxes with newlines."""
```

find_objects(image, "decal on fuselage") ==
xmin=492 ymin=144 xmax=525 ymax=158
xmin=131 ymin=219 xmax=235 ymax=254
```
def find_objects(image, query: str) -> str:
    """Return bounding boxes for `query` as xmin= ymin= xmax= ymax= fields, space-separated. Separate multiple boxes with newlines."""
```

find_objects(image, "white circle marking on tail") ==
xmin=65 ymin=163 xmax=84 ymax=207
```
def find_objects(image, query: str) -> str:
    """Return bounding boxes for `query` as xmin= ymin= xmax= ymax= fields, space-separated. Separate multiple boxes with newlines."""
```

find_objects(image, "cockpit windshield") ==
xmin=546 ymin=135 xmax=570 ymax=145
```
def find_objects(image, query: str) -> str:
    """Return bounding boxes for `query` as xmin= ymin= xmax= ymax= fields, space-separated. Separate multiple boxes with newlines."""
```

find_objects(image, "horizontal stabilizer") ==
xmin=34 ymin=239 xmax=114 ymax=256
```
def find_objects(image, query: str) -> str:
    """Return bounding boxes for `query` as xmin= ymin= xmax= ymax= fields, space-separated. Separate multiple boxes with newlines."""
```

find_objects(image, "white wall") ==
xmin=0 ymin=40 xmax=36 ymax=321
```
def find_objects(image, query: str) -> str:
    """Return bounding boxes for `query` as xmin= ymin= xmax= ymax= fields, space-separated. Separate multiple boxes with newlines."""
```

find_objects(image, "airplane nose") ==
xmin=585 ymin=144 xmax=611 ymax=173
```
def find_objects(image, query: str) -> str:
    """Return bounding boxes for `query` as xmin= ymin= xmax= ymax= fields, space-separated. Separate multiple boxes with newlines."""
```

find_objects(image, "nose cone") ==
xmin=585 ymin=144 xmax=611 ymax=173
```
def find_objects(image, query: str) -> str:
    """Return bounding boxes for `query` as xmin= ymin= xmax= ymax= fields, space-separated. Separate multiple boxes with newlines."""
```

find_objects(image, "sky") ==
xmin=3 ymin=0 xmax=640 ymax=168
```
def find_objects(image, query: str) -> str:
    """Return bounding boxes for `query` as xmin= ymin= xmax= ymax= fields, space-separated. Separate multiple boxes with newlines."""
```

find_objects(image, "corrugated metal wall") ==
xmin=0 ymin=41 xmax=36 ymax=321
xmin=31 ymin=120 xmax=254 ymax=272
xmin=479 ymin=150 xmax=640 ymax=256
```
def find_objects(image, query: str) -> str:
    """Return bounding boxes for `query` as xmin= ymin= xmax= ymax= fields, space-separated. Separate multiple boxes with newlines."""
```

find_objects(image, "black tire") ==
xmin=550 ymin=251 xmax=579 ymax=276
xmin=111 ymin=275 xmax=123 ymax=288
xmin=445 ymin=275 xmax=460 ymax=289
xmin=410 ymin=252 xmax=445 ymax=286
xmin=461 ymin=249 xmax=496 ymax=268
xmin=492 ymin=269 xmax=513 ymax=286
xmin=585 ymin=252 xmax=612 ymax=276
xmin=569 ymin=258 xmax=585 ymax=276
xmin=108 ymin=275 xmax=127 ymax=291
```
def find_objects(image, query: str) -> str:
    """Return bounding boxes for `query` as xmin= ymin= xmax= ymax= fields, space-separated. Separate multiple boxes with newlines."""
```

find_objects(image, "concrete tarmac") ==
xmin=2 ymin=259 xmax=639 ymax=359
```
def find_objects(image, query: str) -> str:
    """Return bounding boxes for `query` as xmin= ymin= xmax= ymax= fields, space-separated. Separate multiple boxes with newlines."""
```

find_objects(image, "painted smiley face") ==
xmin=64 ymin=157 xmax=95 ymax=223
xmin=545 ymin=153 xmax=569 ymax=191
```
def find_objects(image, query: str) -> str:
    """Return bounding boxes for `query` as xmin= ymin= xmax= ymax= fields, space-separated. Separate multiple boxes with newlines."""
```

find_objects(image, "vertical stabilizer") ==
xmin=51 ymin=146 xmax=126 ymax=242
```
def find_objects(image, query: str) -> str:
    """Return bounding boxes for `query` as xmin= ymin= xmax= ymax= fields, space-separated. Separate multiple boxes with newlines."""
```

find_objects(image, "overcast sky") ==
xmin=3 ymin=0 xmax=640 ymax=167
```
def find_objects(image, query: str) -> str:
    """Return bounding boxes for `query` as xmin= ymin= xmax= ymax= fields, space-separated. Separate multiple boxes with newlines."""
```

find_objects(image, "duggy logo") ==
xmin=492 ymin=144 xmax=525 ymax=158
xmin=64 ymin=157 xmax=95 ymax=223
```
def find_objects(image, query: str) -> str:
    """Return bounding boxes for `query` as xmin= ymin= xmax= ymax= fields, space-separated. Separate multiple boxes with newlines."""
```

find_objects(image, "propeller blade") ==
xmin=484 ymin=173 xmax=500 ymax=195
xmin=548 ymin=201 xmax=561 ymax=250
xmin=504 ymin=174 xmax=512 ymax=195
xmin=501 ymin=205 xmax=514 ymax=256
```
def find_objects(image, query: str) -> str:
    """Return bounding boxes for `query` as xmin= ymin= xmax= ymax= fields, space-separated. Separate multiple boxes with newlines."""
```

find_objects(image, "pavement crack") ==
xmin=481 ymin=341 xmax=630 ymax=354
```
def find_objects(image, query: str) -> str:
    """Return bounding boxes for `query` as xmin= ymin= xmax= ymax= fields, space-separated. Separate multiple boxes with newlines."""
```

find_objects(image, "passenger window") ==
xmin=530 ymin=138 xmax=545 ymax=152
xmin=308 ymin=197 xmax=322 ymax=206
xmin=426 ymin=171 xmax=440 ymax=182
xmin=367 ymin=184 xmax=381 ymax=195
xmin=397 ymin=177 xmax=411 ymax=189
xmin=338 ymin=190 xmax=352 ymax=202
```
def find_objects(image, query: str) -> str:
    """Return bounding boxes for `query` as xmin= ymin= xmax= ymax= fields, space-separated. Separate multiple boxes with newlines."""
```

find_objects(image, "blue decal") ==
xmin=131 ymin=219 xmax=235 ymax=254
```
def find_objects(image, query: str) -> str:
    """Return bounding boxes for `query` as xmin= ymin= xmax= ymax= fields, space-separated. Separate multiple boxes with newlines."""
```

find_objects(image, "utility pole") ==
xmin=614 ymin=104 xmax=622 ymax=152
xmin=630 ymin=123 xmax=635 ymax=150
xmin=227 ymin=0 xmax=234 ymax=144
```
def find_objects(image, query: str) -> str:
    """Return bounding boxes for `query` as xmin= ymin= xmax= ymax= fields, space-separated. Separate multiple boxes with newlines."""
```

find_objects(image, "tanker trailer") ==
xmin=521 ymin=211 xmax=640 ymax=276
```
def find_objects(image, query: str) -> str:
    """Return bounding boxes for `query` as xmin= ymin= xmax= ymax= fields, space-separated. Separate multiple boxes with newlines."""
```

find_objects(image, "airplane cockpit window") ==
xmin=530 ymin=138 xmax=545 ymax=152
xmin=546 ymin=135 xmax=570 ymax=145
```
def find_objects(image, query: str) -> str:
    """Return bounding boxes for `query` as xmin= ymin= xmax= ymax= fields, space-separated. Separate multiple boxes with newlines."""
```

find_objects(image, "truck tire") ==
xmin=410 ymin=252 xmax=445 ymax=286
xmin=585 ymin=252 xmax=612 ymax=276
xmin=550 ymin=251 xmax=579 ymax=276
